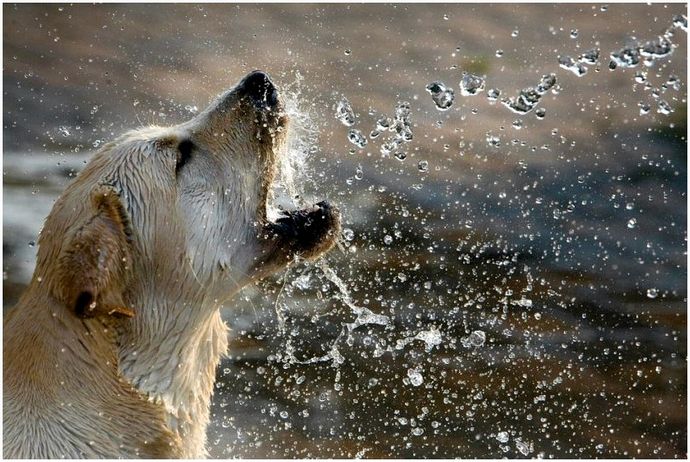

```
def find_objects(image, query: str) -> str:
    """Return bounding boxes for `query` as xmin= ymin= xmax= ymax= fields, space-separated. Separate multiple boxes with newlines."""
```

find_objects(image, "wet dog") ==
xmin=3 ymin=71 xmax=340 ymax=458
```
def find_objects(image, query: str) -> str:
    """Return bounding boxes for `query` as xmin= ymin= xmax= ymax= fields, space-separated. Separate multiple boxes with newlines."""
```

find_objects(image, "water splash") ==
xmin=395 ymin=327 xmax=443 ymax=352
xmin=269 ymin=72 xmax=320 ymax=219
xmin=270 ymin=82 xmax=397 ymax=367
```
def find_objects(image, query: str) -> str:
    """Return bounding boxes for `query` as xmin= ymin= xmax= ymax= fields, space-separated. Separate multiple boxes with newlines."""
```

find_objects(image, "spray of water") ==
xmin=270 ymin=72 xmax=445 ymax=367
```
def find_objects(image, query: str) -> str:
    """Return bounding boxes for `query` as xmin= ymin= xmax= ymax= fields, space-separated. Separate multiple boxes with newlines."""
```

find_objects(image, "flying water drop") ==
xmin=335 ymin=97 xmax=356 ymax=126
xmin=460 ymin=73 xmax=485 ymax=96
xmin=425 ymin=81 xmax=455 ymax=110
xmin=348 ymin=129 xmax=368 ymax=148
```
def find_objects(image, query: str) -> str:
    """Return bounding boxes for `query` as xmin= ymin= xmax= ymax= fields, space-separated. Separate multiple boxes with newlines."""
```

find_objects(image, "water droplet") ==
xmin=673 ymin=14 xmax=687 ymax=31
xmin=570 ymin=29 xmax=579 ymax=39
xmin=640 ymin=36 xmax=674 ymax=59
xmin=342 ymin=228 xmax=355 ymax=241
xmin=487 ymin=88 xmax=501 ymax=102
xmin=558 ymin=55 xmax=588 ymax=76
xmin=425 ymin=81 xmax=455 ymax=110
xmin=380 ymin=141 xmax=397 ymax=156
xmin=348 ymin=129 xmax=368 ymax=148
xmin=468 ymin=330 xmax=486 ymax=347
xmin=496 ymin=431 xmax=510 ymax=443
xmin=354 ymin=164 xmax=364 ymax=180
xmin=344 ymin=49 xmax=351 ymax=56
xmin=515 ymin=438 xmax=532 ymax=456
xmin=511 ymin=29 xmax=519 ymax=38
xmin=610 ymin=46 xmax=641 ymax=68
xmin=460 ymin=73 xmax=485 ymax=96
xmin=394 ymin=151 xmax=407 ymax=161
xmin=512 ymin=119 xmax=523 ymax=130
xmin=383 ymin=235 xmax=393 ymax=245
xmin=578 ymin=48 xmax=600 ymax=65
xmin=486 ymin=133 xmax=501 ymax=148
xmin=335 ymin=97 xmax=356 ymax=126
xmin=537 ymin=73 xmax=557 ymax=94
xmin=667 ymin=75 xmax=681 ymax=90
xmin=418 ymin=160 xmax=429 ymax=172
xmin=535 ymin=108 xmax=546 ymax=119
xmin=376 ymin=116 xmax=391 ymax=131
xmin=407 ymin=368 xmax=423 ymax=386
xmin=292 ymin=273 xmax=312 ymax=290
xmin=646 ymin=288 xmax=658 ymax=299
xmin=495 ymin=49 xmax=504 ymax=58
xmin=414 ymin=328 xmax=443 ymax=351
xmin=501 ymin=74 xmax=554 ymax=115
xmin=627 ymin=218 xmax=637 ymax=228
xmin=657 ymin=100 xmax=673 ymax=115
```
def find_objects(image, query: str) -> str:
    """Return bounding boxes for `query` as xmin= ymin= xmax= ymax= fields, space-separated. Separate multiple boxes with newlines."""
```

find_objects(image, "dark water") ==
xmin=3 ymin=4 xmax=687 ymax=458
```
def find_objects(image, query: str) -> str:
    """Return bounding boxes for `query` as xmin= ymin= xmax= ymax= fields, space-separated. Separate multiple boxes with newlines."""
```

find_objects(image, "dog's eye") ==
xmin=176 ymin=140 xmax=194 ymax=175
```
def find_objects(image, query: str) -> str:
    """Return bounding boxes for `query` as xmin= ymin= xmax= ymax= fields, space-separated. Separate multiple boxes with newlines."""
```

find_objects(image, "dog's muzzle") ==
xmin=237 ymin=70 xmax=279 ymax=110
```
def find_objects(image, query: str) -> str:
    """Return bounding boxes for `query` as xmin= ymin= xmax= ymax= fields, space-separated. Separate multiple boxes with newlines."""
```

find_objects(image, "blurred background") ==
xmin=3 ymin=3 xmax=687 ymax=458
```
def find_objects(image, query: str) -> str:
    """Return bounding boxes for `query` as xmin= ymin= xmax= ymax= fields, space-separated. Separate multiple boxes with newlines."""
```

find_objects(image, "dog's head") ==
xmin=38 ymin=71 xmax=340 ymax=319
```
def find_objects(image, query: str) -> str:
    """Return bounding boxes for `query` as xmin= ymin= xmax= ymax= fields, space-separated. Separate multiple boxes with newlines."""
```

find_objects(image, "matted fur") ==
xmin=3 ymin=71 xmax=340 ymax=458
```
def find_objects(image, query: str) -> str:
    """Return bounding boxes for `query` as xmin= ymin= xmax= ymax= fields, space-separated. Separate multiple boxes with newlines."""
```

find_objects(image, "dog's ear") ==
xmin=58 ymin=186 xmax=135 ymax=319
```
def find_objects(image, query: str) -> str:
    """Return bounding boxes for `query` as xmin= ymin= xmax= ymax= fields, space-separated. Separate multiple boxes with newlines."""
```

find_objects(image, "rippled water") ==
xmin=3 ymin=3 xmax=687 ymax=458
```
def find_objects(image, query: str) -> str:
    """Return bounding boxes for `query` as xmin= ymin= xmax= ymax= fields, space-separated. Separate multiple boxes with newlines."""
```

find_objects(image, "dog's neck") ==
xmin=4 ymin=289 xmax=184 ymax=458
xmin=117 ymin=296 xmax=228 ymax=459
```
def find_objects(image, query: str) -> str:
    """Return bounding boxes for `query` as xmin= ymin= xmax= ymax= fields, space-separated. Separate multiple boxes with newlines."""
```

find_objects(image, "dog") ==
xmin=3 ymin=70 xmax=341 ymax=458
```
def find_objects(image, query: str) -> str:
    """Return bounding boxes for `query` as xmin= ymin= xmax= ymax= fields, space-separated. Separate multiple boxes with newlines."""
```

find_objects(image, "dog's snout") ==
xmin=238 ymin=70 xmax=278 ymax=108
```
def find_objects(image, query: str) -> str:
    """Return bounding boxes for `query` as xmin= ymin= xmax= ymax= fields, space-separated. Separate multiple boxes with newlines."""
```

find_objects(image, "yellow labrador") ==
xmin=3 ymin=71 xmax=340 ymax=458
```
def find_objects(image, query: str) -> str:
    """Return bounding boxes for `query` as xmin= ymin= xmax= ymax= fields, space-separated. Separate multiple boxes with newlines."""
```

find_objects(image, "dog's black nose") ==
xmin=238 ymin=70 xmax=278 ymax=109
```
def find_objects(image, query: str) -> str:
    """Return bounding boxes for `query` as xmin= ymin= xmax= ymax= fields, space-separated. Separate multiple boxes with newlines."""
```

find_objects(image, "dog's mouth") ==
xmin=240 ymin=71 xmax=340 ymax=259
xmin=267 ymin=201 xmax=341 ymax=258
